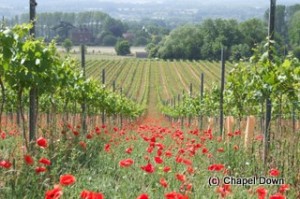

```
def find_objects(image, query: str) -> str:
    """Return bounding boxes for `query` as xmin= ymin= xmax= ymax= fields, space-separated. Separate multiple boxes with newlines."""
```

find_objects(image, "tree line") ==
xmin=6 ymin=11 xmax=169 ymax=47
xmin=148 ymin=4 xmax=300 ymax=60
xmin=4 ymin=4 xmax=300 ymax=60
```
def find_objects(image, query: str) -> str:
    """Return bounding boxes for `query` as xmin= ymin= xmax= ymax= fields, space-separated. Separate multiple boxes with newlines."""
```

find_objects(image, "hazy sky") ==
xmin=1 ymin=0 xmax=299 ymax=20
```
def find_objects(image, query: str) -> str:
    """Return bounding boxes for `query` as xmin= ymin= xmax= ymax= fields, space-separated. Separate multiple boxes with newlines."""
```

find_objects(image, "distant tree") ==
xmin=146 ymin=43 xmax=159 ymax=58
xmin=134 ymin=36 xmax=148 ymax=46
xmin=102 ymin=35 xmax=118 ymax=46
xmin=288 ymin=11 xmax=300 ymax=46
xmin=239 ymin=18 xmax=266 ymax=50
xmin=62 ymin=38 xmax=73 ymax=53
xmin=157 ymin=24 xmax=203 ymax=60
xmin=103 ymin=17 xmax=125 ymax=37
xmin=286 ymin=4 xmax=300 ymax=20
xmin=199 ymin=19 xmax=242 ymax=60
xmin=293 ymin=46 xmax=300 ymax=59
xmin=230 ymin=44 xmax=251 ymax=61
xmin=52 ymin=21 xmax=75 ymax=42
xmin=151 ymin=35 xmax=163 ymax=44
xmin=115 ymin=40 xmax=131 ymax=56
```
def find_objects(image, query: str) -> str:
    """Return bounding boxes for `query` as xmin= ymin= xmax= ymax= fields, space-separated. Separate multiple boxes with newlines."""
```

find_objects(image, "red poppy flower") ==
xmin=256 ymin=187 xmax=267 ymax=199
xmin=157 ymin=149 xmax=163 ymax=156
xmin=176 ymin=156 xmax=183 ymax=163
xmin=269 ymin=168 xmax=280 ymax=177
xmin=141 ymin=163 xmax=155 ymax=173
xmin=125 ymin=147 xmax=133 ymax=154
xmin=278 ymin=184 xmax=289 ymax=194
xmin=187 ymin=166 xmax=195 ymax=174
xmin=39 ymin=158 xmax=51 ymax=166
xmin=136 ymin=193 xmax=149 ymax=199
xmin=186 ymin=183 xmax=193 ymax=191
xmin=163 ymin=166 xmax=171 ymax=173
xmin=147 ymin=146 xmax=154 ymax=153
xmin=154 ymin=156 xmax=163 ymax=164
xmin=60 ymin=174 xmax=76 ymax=186
xmin=24 ymin=155 xmax=34 ymax=165
xmin=165 ymin=192 xmax=189 ymax=199
xmin=79 ymin=141 xmax=87 ymax=150
xmin=1 ymin=132 xmax=6 ymax=139
xmin=165 ymin=150 xmax=172 ymax=157
xmin=208 ymin=164 xmax=225 ymax=171
xmin=0 ymin=160 xmax=12 ymax=169
xmin=234 ymin=130 xmax=241 ymax=136
xmin=202 ymin=147 xmax=208 ymax=154
xmin=45 ymin=185 xmax=63 ymax=199
xmin=217 ymin=148 xmax=225 ymax=152
xmin=269 ymin=193 xmax=286 ymax=199
xmin=104 ymin=144 xmax=110 ymax=152
xmin=255 ymin=135 xmax=264 ymax=141
xmin=176 ymin=173 xmax=186 ymax=182
xmin=73 ymin=130 xmax=79 ymax=136
xmin=35 ymin=166 xmax=47 ymax=173
xmin=95 ymin=127 xmax=101 ymax=134
xmin=37 ymin=137 xmax=48 ymax=148
xmin=86 ymin=133 xmax=93 ymax=139
xmin=182 ymin=158 xmax=192 ymax=166
xmin=227 ymin=132 xmax=234 ymax=137
xmin=119 ymin=158 xmax=134 ymax=168
xmin=80 ymin=190 xmax=105 ymax=199
xmin=216 ymin=184 xmax=231 ymax=198
xmin=160 ymin=178 xmax=168 ymax=188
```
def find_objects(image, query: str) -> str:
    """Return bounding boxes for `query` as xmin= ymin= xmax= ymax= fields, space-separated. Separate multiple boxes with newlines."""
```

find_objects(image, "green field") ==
xmin=79 ymin=56 xmax=235 ymax=116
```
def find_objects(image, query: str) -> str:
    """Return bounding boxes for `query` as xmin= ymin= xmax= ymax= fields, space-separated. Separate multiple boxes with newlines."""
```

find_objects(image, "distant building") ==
xmin=122 ymin=32 xmax=135 ymax=42
xmin=71 ymin=27 xmax=93 ymax=44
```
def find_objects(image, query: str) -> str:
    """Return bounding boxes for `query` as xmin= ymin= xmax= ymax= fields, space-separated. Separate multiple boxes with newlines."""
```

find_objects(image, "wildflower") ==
xmin=154 ymin=156 xmax=163 ymax=164
xmin=141 ymin=163 xmax=155 ymax=173
xmin=86 ymin=133 xmax=93 ymax=139
xmin=104 ymin=144 xmax=110 ymax=152
xmin=24 ymin=155 xmax=34 ymax=165
xmin=160 ymin=178 xmax=168 ymax=188
xmin=163 ymin=166 xmax=171 ymax=173
xmin=125 ymin=147 xmax=133 ymax=154
xmin=165 ymin=192 xmax=189 ymax=199
xmin=35 ymin=166 xmax=47 ymax=173
xmin=216 ymin=184 xmax=231 ymax=198
xmin=176 ymin=173 xmax=186 ymax=182
xmin=278 ymin=184 xmax=289 ymax=194
xmin=80 ymin=190 xmax=105 ymax=199
xmin=79 ymin=141 xmax=87 ymax=150
xmin=119 ymin=158 xmax=134 ymax=168
xmin=269 ymin=168 xmax=280 ymax=177
xmin=0 ymin=160 xmax=12 ymax=169
xmin=137 ymin=193 xmax=149 ymax=199
xmin=202 ymin=147 xmax=208 ymax=154
xmin=39 ymin=158 xmax=51 ymax=166
xmin=45 ymin=185 xmax=63 ymax=199
xmin=60 ymin=174 xmax=76 ymax=186
xmin=165 ymin=150 xmax=172 ymax=157
xmin=256 ymin=186 xmax=267 ymax=199
xmin=37 ymin=137 xmax=48 ymax=148
xmin=269 ymin=193 xmax=286 ymax=199
xmin=0 ymin=132 xmax=6 ymax=139
xmin=208 ymin=164 xmax=225 ymax=171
